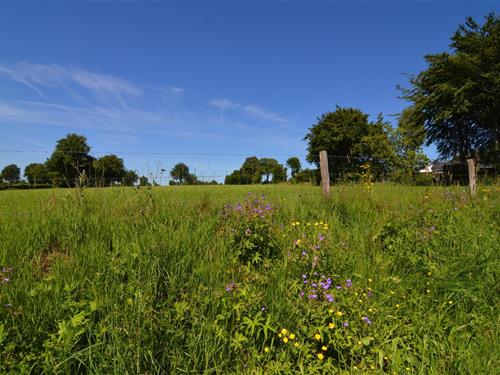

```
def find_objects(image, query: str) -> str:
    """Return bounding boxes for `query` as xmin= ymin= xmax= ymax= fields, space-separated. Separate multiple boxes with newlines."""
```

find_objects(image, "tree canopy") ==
xmin=170 ymin=163 xmax=190 ymax=184
xmin=1 ymin=164 xmax=21 ymax=183
xmin=94 ymin=154 xmax=127 ymax=186
xmin=286 ymin=157 xmax=301 ymax=178
xmin=24 ymin=163 xmax=50 ymax=185
xmin=45 ymin=133 xmax=94 ymax=185
xmin=225 ymin=157 xmax=287 ymax=185
xmin=304 ymin=106 xmax=398 ymax=178
xmin=400 ymin=13 xmax=500 ymax=162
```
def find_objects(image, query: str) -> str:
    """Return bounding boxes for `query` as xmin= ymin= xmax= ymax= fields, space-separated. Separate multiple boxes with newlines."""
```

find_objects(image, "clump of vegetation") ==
xmin=220 ymin=192 xmax=278 ymax=264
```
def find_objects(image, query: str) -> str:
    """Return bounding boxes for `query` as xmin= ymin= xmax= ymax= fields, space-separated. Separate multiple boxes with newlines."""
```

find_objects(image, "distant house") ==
xmin=419 ymin=161 xmax=449 ymax=174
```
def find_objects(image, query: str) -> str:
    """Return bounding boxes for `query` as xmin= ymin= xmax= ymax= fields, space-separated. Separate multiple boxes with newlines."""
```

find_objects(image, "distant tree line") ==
xmin=0 ymin=134 xmax=145 ymax=189
xmin=0 ymin=134 xmax=220 ymax=189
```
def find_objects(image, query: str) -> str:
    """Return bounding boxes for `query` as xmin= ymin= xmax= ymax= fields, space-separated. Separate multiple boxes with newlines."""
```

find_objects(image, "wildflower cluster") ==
xmin=361 ymin=163 xmax=374 ymax=193
xmin=220 ymin=193 xmax=277 ymax=264
xmin=287 ymin=220 xmax=329 ymax=270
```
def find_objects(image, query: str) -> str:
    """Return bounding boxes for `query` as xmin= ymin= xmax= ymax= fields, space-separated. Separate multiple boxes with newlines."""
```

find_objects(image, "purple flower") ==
xmin=336 ymin=284 xmax=342 ymax=290
xmin=367 ymin=291 xmax=373 ymax=297
xmin=302 ymin=251 xmax=307 ymax=257
xmin=320 ymin=278 xmax=332 ymax=290
xmin=346 ymin=279 xmax=352 ymax=288
xmin=342 ymin=322 xmax=349 ymax=327
xmin=312 ymin=283 xmax=317 ymax=288
xmin=362 ymin=316 xmax=372 ymax=325
xmin=318 ymin=233 xmax=325 ymax=241
xmin=261 ymin=306 xmax=266 ymax=311
xmin=225 ymin=282 xmax=235 ymax=292
xmin=308 ymin=294 xmax=318 ymax=299
xmin=303 ymin=279 xmax=308 ymax=284
xmin=315 ymin=245 xmax=321 ymax=250
xmin=302 ymin=274 xmax=307 ymax=279
xmin=235 ymin=204 xmax=242 ymax=211
xmin=265 ymin=204 xmax=272 ymax=211
xmin=325 ymin=294 xmax=334 ymax=302
xmin=299 ymin=291 xmax=305 ymax=297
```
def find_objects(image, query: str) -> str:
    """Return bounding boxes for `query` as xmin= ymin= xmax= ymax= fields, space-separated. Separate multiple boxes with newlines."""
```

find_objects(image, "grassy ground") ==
xmin=0 ymin=184 xmax=498 ymax=374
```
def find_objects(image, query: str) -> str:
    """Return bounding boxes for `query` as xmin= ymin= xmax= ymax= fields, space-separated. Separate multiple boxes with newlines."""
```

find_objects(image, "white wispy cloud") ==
xmin=168 ymin=86 xmax=184 ymax=95
xmin=209 ymin=98 xmax=240 ymax=122
xmin=0 ymin=62 xmax=143 ymax=104
xmin=242 ymin=104 xmax=287 ymax=123
xmin=209 ymin=98 xmax=287 ymax=124
xmin=0 ymin=100 xmax=168 ymax=131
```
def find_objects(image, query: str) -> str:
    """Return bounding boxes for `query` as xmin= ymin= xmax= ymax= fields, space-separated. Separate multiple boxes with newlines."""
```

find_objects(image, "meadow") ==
xmin=0 ymin=184 xmax=498 ymax=374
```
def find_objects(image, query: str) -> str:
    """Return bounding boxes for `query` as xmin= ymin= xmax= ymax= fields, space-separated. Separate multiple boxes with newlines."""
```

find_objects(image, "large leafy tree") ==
xmin=45 ymin=133 xmax=94 ymax=186
xmin=240 ymin=157 xmax=262 ymax=184
xmin=400 ymin=13 xmax=500 ymax=162
xmin=1 ymin=164 xmax=21 ymax=183
xmin=225 ymin=157 xmax=286 ymax=184
xmin=170 ymin=163 xmax=190 ymax=184
xmin=93 ymin=154 xmax=126 ymax=186
xmin=304 ymin=106 xmax=396 ymax=178
xmin=24 ymin=163 xmax=50 ymax=185
xmin=259 ymin=158 xmax=285 ymax=183
xmin=286 ymin=157 xmax=301 ymax=178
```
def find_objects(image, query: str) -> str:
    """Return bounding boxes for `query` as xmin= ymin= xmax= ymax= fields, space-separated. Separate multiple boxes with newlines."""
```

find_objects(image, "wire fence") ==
xmin=0 ymin=149 xmax=499 ymax=190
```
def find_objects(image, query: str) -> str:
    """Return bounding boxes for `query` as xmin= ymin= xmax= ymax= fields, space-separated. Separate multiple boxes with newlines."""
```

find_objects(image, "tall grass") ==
xmin=0 ymin=184 xmax=498 ymax=373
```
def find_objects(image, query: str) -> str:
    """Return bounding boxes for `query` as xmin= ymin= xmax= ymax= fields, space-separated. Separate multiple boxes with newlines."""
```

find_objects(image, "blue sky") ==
xmin=0 ymin=1 xmax=497 ymax=182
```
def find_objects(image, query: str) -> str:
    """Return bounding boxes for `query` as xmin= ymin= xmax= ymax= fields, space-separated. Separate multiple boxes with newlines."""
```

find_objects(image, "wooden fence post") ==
xmin=319 ymin=150 xmax=330 ymax=198
xmin=467 ymin=159 xmax=476 ymax=196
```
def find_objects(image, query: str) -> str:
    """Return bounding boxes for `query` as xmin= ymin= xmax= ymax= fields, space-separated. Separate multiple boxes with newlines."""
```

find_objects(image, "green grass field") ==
xmin=0 ymin=184 xmax=498 ymax=374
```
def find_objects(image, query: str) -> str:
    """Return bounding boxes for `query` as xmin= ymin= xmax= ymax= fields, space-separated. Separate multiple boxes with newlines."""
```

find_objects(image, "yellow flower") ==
xmin=426 ymin=289 xmax=431 ymax=293
xmin=370 ymin=365 xmax=375 ymax=369
xmin=321 ymin=346 xmax=327 ymax=351
xmin=368 ymin=278 xmax=372 ymax=283
xmin=278 ymin=333 xmax=282 ymax=338
xmin=289 ymin=333 xmax=296 ymax=340
xmin=396 ymin=304 xmax=400 ymax=308
xmin=390 ymin=291 xmax=395 ymax=295
xmin=295 ymin=221 xmax=300 ymax=226
xmin=317 ymin=353 xmax=324 ymax=360
xmin=328 ymin=308 xmax=334 ymax=314
xmin=427 ymin=272 xmax=432 ymax=276
xmin=336 ymin=311 xmax=343 ymax=317
xmin=357 ymin=341 xmax=362 ymax=345
xmin=127 ymin=298 xmax=133 ymax=305
xmin=368 ymin=308 xmax=373 ymax=312
xmin=314 ymin=222 xmax=319 ymax=226
xmin=264 ymin=347 xmax=270 ymax=353
xmin=328 ymin=323 xmax=335 ymax=329
xmin=314 ymin=333 xmax=321 ymax=341
xmin=293 ymin=342 xmax=300 ymax=348
xmin=448 ymin=300 xmax=453 ymax=304
xmin=283 ymin=337 xmax=289 ymax=343
xmin=281 ymin=328 xmax=288 ymax=335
